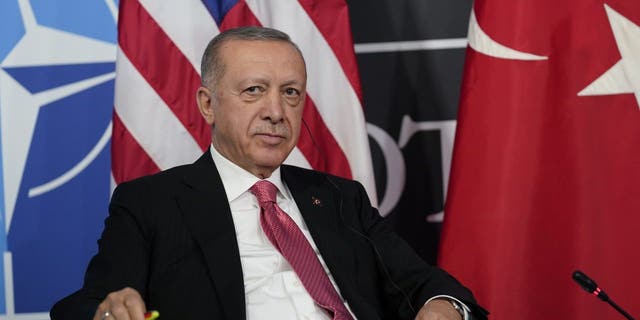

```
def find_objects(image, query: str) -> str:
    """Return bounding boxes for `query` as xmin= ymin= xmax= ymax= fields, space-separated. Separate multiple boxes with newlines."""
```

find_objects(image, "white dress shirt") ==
xmin=210 ymin=145 xmax=355 ymax=320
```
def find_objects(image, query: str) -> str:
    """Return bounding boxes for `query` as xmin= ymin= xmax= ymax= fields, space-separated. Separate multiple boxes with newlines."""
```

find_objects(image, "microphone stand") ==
xmin=603 ymin=296 xmax=635 ymax=320
xmin=573 ymin=270 xmax=635 ymax=320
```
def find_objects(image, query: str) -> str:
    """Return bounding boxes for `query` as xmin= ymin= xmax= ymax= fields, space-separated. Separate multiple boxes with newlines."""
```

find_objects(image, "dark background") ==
xmin=347 ymin=0 xmax=473 ymax=264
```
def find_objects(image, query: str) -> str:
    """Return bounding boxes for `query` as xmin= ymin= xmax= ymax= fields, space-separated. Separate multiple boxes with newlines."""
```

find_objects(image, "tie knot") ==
xmin=250 ymin=180 xmax=278 ymax=204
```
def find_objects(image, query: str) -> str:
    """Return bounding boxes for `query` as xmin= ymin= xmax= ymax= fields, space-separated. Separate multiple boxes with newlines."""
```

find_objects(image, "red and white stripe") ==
xmin=113 ymin=0 xmax=377 ymax=205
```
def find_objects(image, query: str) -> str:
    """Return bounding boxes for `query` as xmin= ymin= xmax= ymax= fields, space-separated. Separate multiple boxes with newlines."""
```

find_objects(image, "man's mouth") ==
xmin=256 ymin=133 xmax=286 ymax=145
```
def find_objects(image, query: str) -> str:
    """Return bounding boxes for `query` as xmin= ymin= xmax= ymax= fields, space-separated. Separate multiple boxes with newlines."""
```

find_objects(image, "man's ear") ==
xmin=196 ymin=86 xmax=215 ymax=125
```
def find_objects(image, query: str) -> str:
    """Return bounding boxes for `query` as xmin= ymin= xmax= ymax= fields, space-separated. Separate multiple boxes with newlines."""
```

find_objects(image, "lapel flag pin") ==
xmin=312 ymin=196 xmax=322 ymax=206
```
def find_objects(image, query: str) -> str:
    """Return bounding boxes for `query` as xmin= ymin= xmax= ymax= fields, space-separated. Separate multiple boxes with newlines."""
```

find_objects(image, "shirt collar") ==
xmin=209 ymin=144 xmax=290 ymax=202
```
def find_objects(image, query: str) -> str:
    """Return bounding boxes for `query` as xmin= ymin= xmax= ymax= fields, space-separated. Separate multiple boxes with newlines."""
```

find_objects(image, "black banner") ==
xmin=348 ymin=0 xmax=472 ymax=264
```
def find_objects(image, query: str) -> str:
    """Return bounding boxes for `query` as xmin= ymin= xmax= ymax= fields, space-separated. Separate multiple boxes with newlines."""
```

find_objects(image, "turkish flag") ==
xmin=440 ymin=0 xmax=640 ymax=319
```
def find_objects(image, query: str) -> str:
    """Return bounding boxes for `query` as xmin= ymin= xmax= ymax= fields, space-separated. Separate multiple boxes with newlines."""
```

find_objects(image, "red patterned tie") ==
xmin=250 ymin=180 xmax=353 ymax=320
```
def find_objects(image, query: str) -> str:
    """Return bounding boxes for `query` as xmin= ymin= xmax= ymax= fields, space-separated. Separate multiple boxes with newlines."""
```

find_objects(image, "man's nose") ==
xmin=261 ymin=91 xmax=285 ymax=123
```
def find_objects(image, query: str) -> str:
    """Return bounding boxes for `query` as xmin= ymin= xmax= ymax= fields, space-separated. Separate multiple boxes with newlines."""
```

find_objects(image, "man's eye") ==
xmin=284 ymin=88 xmax=300 ymax=96
xmin=244 ymin=86 xmax=263 ymax=94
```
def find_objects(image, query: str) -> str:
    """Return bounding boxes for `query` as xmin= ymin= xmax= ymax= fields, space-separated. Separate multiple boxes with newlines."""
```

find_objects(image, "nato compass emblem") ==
xmin=0 ymin=0 xmax=117 ymax=316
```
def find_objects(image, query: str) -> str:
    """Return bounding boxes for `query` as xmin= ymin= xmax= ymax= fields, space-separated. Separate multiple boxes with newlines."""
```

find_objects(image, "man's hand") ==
xmin=415 ymin=298 xmax=463 ymax=320
xmin=93 ymin=287 xmax=146 ymax=320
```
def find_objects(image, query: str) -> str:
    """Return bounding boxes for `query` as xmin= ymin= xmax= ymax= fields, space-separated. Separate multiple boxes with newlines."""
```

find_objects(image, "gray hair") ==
xmin=200 ymin=26 xmax=305 ymax=89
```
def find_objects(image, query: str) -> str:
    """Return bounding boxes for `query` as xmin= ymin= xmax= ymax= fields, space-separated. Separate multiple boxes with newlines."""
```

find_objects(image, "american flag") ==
xmin=112 ymin=0 xmax=377 ymax=205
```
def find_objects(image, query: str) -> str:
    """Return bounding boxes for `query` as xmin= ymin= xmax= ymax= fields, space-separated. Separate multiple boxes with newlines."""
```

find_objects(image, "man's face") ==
xmin=197 ymin=39 xmax=306 ymax=178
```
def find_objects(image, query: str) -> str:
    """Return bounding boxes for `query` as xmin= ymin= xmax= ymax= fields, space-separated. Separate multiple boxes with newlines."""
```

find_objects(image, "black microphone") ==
xmin=572 ymin=270 xmax=635 ymax=320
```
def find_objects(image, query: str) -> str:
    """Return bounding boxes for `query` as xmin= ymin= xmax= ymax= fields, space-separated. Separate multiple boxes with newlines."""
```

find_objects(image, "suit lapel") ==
xmin=177 ymin=153 xmax=245 ymax=320
xmin=174 ymin=158 xmax=366 ymax=319
xmin=281 ymin=166 xmax=358 ymax=301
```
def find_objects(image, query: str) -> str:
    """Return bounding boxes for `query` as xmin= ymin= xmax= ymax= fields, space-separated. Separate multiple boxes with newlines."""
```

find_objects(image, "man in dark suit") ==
xmin=51 ymin=26 xmax=487 ymax=320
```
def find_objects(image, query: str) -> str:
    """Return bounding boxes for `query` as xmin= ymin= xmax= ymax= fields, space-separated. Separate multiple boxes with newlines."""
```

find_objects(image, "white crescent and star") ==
xmin=468 ymin=4 xmax=639 ymax=109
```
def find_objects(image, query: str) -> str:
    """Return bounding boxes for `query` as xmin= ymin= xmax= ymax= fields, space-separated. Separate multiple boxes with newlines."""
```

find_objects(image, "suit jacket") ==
xmin=51 ymin=152 xmax=486 ymax=319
